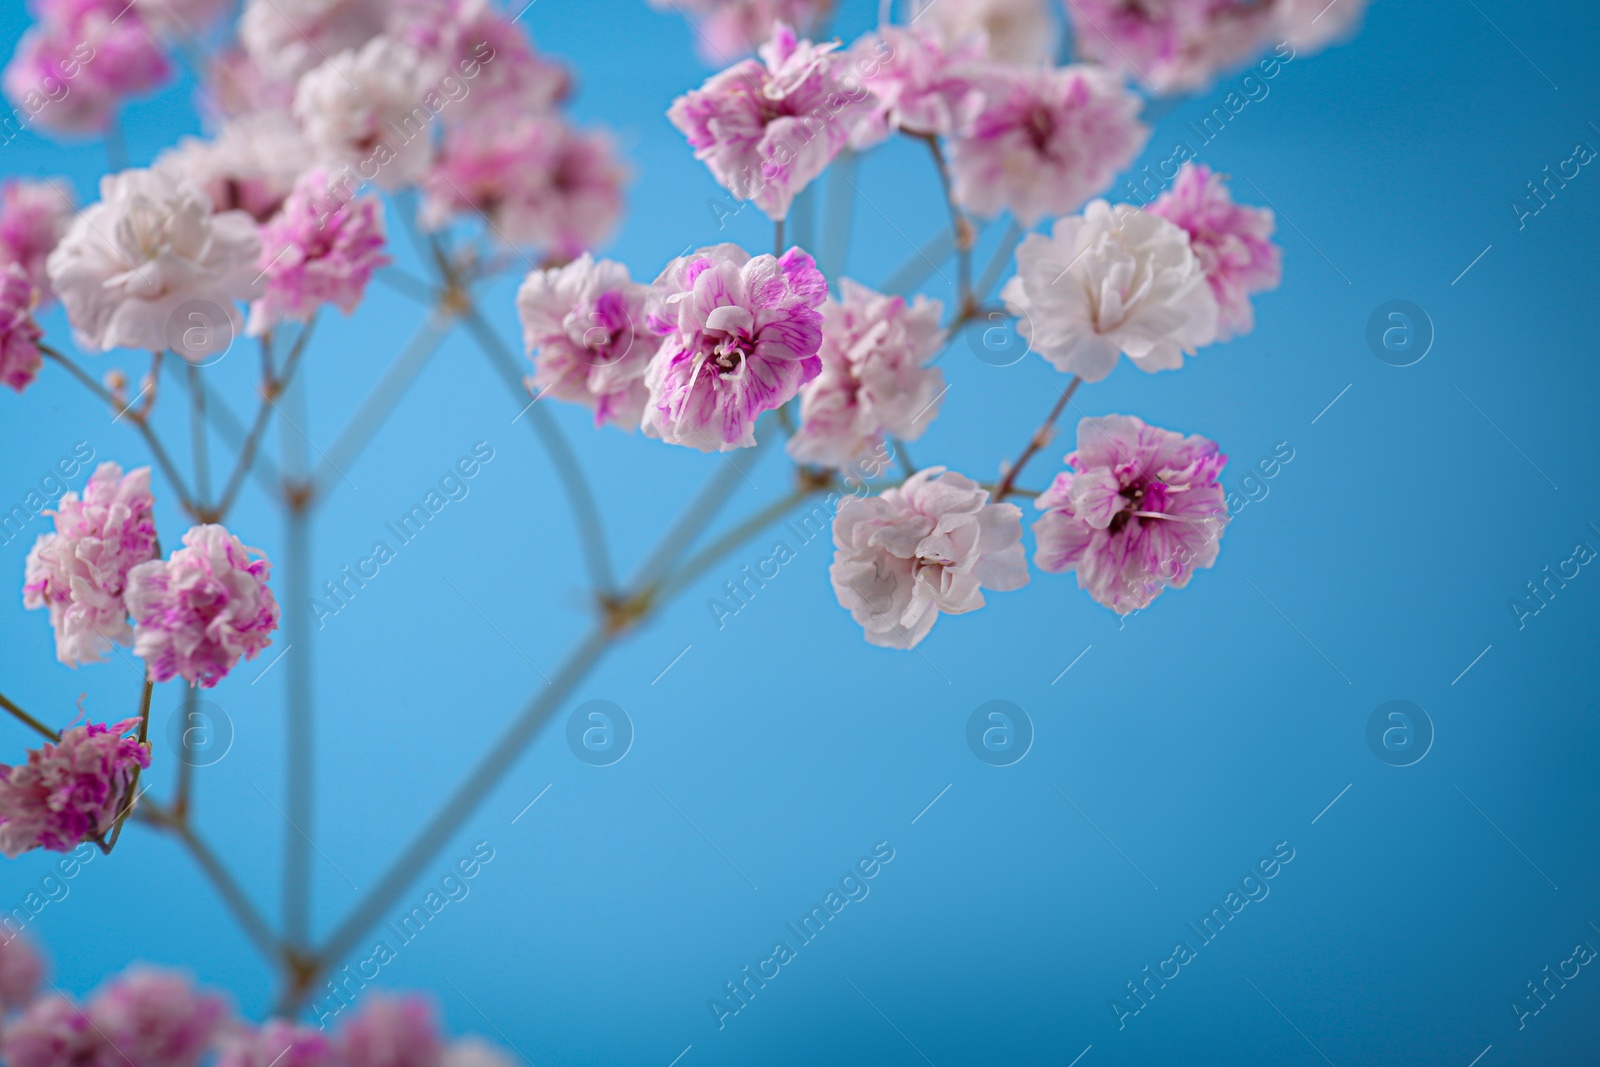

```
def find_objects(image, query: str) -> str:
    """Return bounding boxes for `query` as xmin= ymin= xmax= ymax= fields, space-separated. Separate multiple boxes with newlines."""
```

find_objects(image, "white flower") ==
xmin=45 ymin=168 xmax=262 ymax=356
xmin=240 ymin=0 xmax=388 ymax=82
xmin=155 ymin=112 xmax=312 ymax=222
xmin=442 ymin=1039 xmax=517 ymax=1067
xmin=830 ymin=467 xmax=1028 ymax=649
xmin=1002 ymin=200 xmax=1218 ymax=383
xmin=910 ymin=0 xmax=1055 ymax=66
xmin=293 ymin=36 xmax=434 ymax=191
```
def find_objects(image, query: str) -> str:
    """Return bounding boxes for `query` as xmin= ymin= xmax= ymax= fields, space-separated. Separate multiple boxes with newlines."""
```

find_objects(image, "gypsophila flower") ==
xmin=949 ymin=65 xmax=1147 ymax=226
xmin=46 ymin=167 xmax=262 ymax=357
xmin=392 ymin=0 xmax=570 ymax=117
xmin=0 ymin=718 xmax=150 ymax=859
xmin=337 ymin=995 xmax=443 ymax=1067
xmin=1274 ymin=0 xmax=1367 ymax=53
xmin=789 ymin=280 xmax=946 ymax=470
xmin=0 ymin=931 xmax=44 ymax=1009
xmin=668 ymin=23 xmax=875 ymax=221
xmin=1148 ymin=163 xmax=1279 ymax=340
xmin=216 ymin=1022 xmax=334 ymax=1067
xmin=1066 ymin=0 xmax=1273 ymax=94
xmin=239 ymin=0 xmax=388 ymax=82
xmin=204 ymin=47 xmax=297 ymax=120
xmin=4 ymin=0 xmax=170 ymax=135
xmin=1002 ymin=199 xmax=1217 ymax=382
xmin=250 ymin=171 xmax=389 ymax=334
xmin=422 ymin=118 xmax=625 ymax=255
xmin=910 ymin=0 xmax=1056 ymax=66
xmin=155 ymin=112 xmax=312 ymax=223
xmin=642 ymin=243 xmax=826 ymax=451
xmin=1033 ymin=414 xmax=1228 ymax=612
xmin=831 ymin=467 xmax=1027 ymax=649
xmin=293 ymin=37 xmax=434 ymax=192
xmin=647 ymin=0 xmax=834 ymax=62
xmin=516 ymin=254 xmax=658 ymax=429
xmin=0 ymin=998 xmax=110 ymax=1067
xmin=126 ymin=524 xmax=280 ymax=689
xmin=90 ymin=968 xmax=228 ymax=1067
xmin=23 ymin=462 xmax=158 ymax=666
xmin=1 ymin=264 xmax=44 ymax=394
xmin=0 ymin=178 xmax=75 ymax=298
xmin=848 ymin=26 xmax=986 ymax=150
xmin=441 ymin=1040 xmax=515 ymax=1067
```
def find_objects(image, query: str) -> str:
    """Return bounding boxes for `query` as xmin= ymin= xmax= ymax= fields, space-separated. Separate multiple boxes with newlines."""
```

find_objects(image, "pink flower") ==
xmin=1 ymin=264 xmax=44 ymax=393
xmin=789 ymin=280 xmax=946 ymax=469
xmin=668 ymin=23 xmax=875 ymax=221
xmin=648 ymin=0 xmax=833 ymax=61
xmin=831 ymin=467 xmax=1027 ymax=648
xmin=0 ymin=179 xmax=74 ymax=298
xmin=1066 ymin=0 xmax=1272 ymax=94
xmin=89 ymin=968 xmax=228 ymax=1067
xmin=1033 ymin=414 xmax=1229 ymax=612
xmin=1001 ymin=199 xmax=1217 ymax=382
xmin=848 ymin=27 xmax=986 ymax=150
xmin=126 ymin=525 xmax=280 ymax=689
xmin=250 ymin=171 xmax=389 ymax=334
xmin=23 ymin=462 xmax=159 ymax=666
xmin=0 ymin=718 xmax=150 ymax=858
xmin=516 ymin=254 xmax=658 ymax=429
xmin=1 ymin=997 xmax=114 ymax=1067
xmin=240 ymin=0 xmax=388 ymax=82
xmin=1147 ymin=163 xmax=1279 ymax=339
xmin=949 ymin=64 xmax=1147 ymax=226
xmin=217 ymin=1022 xmax=334 ymax=1067
xmin=393 ymin=0 xmax=569 ymax=116
xmin=642 ymin=243 xmax=826 ymax=451
xmin=423 ymin=118 xmax=625 ymax=256
xmin=337 ymin=995 xmax=443 ymax=1067
xmin=155 ymin=113 xmax=311 ymax=223
xmin=202 ymin=48 xmax=297 ymax=120
xmin=0 ymin=931 xmax=44 ymax=1009
xmin=3 ymin=0 xmax=170 ymax=135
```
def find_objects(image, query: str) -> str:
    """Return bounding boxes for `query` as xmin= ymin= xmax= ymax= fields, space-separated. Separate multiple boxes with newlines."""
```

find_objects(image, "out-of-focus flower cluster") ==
xmin=0 ymin=937 xmax=517 ymax=1067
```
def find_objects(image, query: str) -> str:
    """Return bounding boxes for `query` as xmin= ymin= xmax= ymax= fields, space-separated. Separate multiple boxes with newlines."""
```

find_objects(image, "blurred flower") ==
xmin=948 ymin=64 xmax=1146 ymax=225
xmin=0 ymin=178 xmax=75 ymax=298
xmin=1066 ymin=0 xmax=1271 ymax=94
xmin=1147 ymin=162 xmax=1279 ymax=340
xmin=293 ymin=37 xmax=434 ymax=191
xmin=668 ymin=23 xmax=874 ymax=221
xmin=4 ymin=0 xmax=170 ymax=135
xmin=337 ymin=995 xmax=443 ymax=1067
xmin=1273 ymin=0 xmax=1367 ymax=53
xmin=250 ymin=170 xmax=389 ymax=334
xmin=239 ymin=0 xmax=388 ymax=82
xmin=788 ymin=280 xmax=946 ymax=470
xmin=393 ymin=0 xmax=570 ymax=116
xmin=422 ymin=117 xmax=625 ymax=256
xmin=203 ymin=48 xmax=296 ymax=120
xmin=516 ymin=253 xmax=658 ymax=429
xmin=0 ymin=931 xmax=44 ymax=1009
xmin=647 ymin=0 xmax=834 ymax=61
xmin=155 ymin=112 xmax=312 ymax=222
xmin=23 ymin=462 xmax=158 ymax=666
xmin=1033 ymin=414 xmax=1228 ymax=611
xmin=848 ymin=26 xmax=987 ymax=150
xmin=216 ymin=1021 xmax=335 ymax=1067
xmin=1002 ymin=199 xmax=1217 ymax=381
xmin=0 ymin=719 xmax=150 ymax=858
xmin=126 ymin=525 xmax=280 ymax=689
xmin=440 ymin=1039 xmax=515 ymax=1067
xmin=46 ymin=167 xmax=262 ymax=356
xmin=90 ymin=968 xmax=228 ymax=1067
xmin=1 ymin=264 xmax=44 ymax=394
xmin=642 ymin=243 xmax=826 ymax=451
xmin=831 ymin=467 xmax=1027 ymax=648
xmin=911 ymin=0 xmax=1057 ymax=67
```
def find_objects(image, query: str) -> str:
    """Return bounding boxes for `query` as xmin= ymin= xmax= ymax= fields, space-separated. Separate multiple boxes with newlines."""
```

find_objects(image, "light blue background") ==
xmin=3 ymin=1 xmax=1599 ymax=1064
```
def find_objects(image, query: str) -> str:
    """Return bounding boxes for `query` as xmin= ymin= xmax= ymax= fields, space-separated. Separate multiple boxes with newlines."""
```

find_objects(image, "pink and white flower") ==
xmin=1148 ymin=163 xmax=1279 ymax=339
xmin=948 ymin=65 xmax=1147 ymax=225
xmin=648 ymin=0 xmax=834 ymax=62
xmin=642 ymin=243 xmax=827 ymax=451
xmin=1 ymin=998 xmax=108 ymax=1067
xmin=239 ymin=0 xmax=388 ymax=82
xmin=1001 ymin=199 xmax=1217 ymax=381
xmin=90 ymin=968 xmax=228 ymax=1067
xmin=0 ymin=178 xmax=75 ymax=297
xmin=516 ymin=254 xmax=657 ymax=429
xmin=393 ymin=0 xmax=570 ymax=117
xmin=250 ymin=170 xmax=389 ymax=334
xmin=4 ymin=0 xmax=170 ymax=135
xmin=1 ymin=264 xmax=44 ymax=394
xmin=668 ymin=23 xmax=875 ymax=221
xmin=831 ymin=467 xmax=1028 ymax=648
xmin=1274 ymin=0 xmax=1367 ymax=53
xmin=423 ymin=118 xmax=625 ymax=256
xmin=217 ymin=1022 xmax=334 ymax=1067
xmin=848 ymin=26 xmax=986 ymax=149
xmin=337 ymin=996 xmax=443 ymax=1067
xmin=1066 ymin=0 xmax=1272 ymax=94
xmin=293 ymin=37 xmax=434 ymax=191
xmin=1033 ymin=414 xmax=1228 ymax=612
xmin=46 ymin=167 xmax=262 ymax=357
xmin=23 ymin=462 xmax=158 ymax=666
xmin=0 ymin=931 xmax=43 ymax=1009
xmin=911 ymin=0 xmax=1057 ymax=67
xmin=789 ymin=280 xmax=946 ymax=469
xmin=155 ymin=113 xmax=312 ymax=223
xmin=126 ymin=524 xmax=280 ymax=689
xmin=0 ymin=719 xmax=150 ymax=858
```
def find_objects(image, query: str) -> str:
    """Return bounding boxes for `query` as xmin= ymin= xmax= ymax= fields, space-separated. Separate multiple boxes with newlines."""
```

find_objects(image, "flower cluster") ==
xmin=251 ymin=170 xmax=390 ymax=334
xmin=3 ymin=0 xmax=170 ymax=135
xmin=0 ymin=179 xmax=74 ymax=299
xmin=0 ymin=718 xmax=149 ymax=859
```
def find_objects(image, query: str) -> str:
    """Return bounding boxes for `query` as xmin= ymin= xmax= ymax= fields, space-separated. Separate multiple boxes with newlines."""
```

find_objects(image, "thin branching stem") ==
xmin=214 ymin=317 xmax=319 ymax=520
xmin=994 ymin=376 xmax=1082 ymax=501
xmin=0 ymin=690 xmax=59 ymax=742
xmin=188 ymin=363 xmax=211 ymax=509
